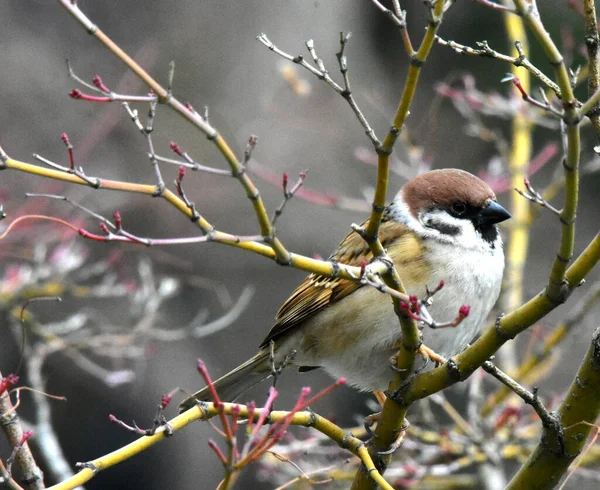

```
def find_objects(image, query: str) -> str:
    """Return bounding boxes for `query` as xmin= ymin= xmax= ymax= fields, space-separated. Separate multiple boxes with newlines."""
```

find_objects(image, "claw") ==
xmin=377 ymin=419 xmax=410 ymax=455
xmin=388 ymin=353 xmax=408 ymax=373
xmin=364 ymin=411 xmax=381 ymax=438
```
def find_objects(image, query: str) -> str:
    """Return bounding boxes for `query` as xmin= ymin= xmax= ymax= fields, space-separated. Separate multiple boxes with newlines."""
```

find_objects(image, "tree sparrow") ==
xmin=179 ymin=169 xmax=510 ymax=412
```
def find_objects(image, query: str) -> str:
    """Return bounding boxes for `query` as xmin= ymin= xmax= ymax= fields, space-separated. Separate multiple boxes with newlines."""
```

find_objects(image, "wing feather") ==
xmin=260 ymin=216 xmax=411 ymax=348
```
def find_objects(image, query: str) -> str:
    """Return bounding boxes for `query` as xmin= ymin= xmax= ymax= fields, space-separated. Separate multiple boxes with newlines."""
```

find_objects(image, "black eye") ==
xmin=451 ymin=202 xmax=467 ymax=215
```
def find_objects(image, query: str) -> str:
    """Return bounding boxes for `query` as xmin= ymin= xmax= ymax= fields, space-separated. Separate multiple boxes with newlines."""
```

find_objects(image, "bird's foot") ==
xmin=268 ymin=340 xmax=296 ymax=380
xmin=418 ymin=344 xmax=446 ymax=366
xmin=363 ymin=411 xmax=381 ymax=438
xmin=364 ymin=412 xmax=409 ymax=456
xmin=376 ymin=419 xmax=410 ymax=455
xmin=388 ymin=352 xmax=408 ymax=373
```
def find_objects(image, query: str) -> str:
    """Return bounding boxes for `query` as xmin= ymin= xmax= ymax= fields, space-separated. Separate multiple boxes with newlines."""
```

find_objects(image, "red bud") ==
xmin=170 ymin=141 xmax=182 ymax=155
xmin=92 ymin=75 xmax=110 ymax=93
xmin=360 ymin=260 xmax=367 ymax=277
xmin=20 ymin=431 xmax=33 ymax=445
xmin=161 ymin=393 xmax=173 ymax=409
xmin=459 ymin=305 xmax=471 ymax=318
xmin=113 ymin=211 xmax=121 ymax=229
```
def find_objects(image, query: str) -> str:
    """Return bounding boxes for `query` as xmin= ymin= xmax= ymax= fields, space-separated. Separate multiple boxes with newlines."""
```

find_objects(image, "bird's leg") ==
xmin=373 ymin=390 xmax=387 ymax=407
xmin=418 ymin=343 xmax=446 ymax=366
xmin=268 ymin=340 xmax=296 ymax=387
xmin=364 ymin=410 xmax=410 ymax=456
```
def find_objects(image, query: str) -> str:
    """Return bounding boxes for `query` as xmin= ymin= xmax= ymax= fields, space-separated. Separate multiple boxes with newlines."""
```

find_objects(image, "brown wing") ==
xmin=259 ymin=216 xmax=411 ymax=348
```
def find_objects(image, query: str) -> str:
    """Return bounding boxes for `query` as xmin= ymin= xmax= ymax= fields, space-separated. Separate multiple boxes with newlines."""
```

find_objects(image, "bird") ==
xmin=179 ymin=168 xmax=510 ymax=412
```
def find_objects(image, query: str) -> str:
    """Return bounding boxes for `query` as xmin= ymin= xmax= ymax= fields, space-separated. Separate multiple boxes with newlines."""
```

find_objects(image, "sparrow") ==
xmin=179 ymin=168 xmax=510 ymax=412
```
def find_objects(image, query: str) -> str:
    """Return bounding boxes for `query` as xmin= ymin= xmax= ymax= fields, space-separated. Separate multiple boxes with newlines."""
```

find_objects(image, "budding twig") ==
xmin=515 ymin=177 xmax=561 ymax=216
xmin=271 ymin=170 xmax=307 ymax=226
xmin=257 ymin=33 xmax=379 ymax=148
xmin=109 ymin=391 xmax=175 ymax=436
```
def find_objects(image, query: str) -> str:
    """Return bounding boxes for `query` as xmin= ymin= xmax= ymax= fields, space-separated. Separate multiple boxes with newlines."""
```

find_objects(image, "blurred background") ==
xmin=1 ymin=1 xmax=599 ymax=488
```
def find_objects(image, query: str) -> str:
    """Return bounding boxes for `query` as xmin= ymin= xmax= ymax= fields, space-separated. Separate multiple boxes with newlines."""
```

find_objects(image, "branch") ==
xmin=583 ymin=0 xmax=600 ymax=140
xmin=482 ymin=280 xmax=600 ymax=415
xmin=0 ymin=373 xmax=44 ymax=490
xmin=512 ymin=0 xmax=581 ymax=305
xmin=481 ymin=362 xmax=556 ymax=429
xmin=57 ymin=1 xmax=293 ymax=266
xmin=435 ymin=37 xmax=561 ymax=97
xmin=256 ymin=33 xmax=379 ymax=147
xmin=507 ymin=327 xmax=600 ymax=488
xmin=45 ymin=402 xmax=392 ymax=490
xmin=0 ymin=146 xmax=390 ymax=283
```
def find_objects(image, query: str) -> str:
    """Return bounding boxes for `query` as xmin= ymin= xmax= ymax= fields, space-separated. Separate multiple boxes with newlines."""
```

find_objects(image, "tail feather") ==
xmin=179 ymin=351 xmax=271 ymax=413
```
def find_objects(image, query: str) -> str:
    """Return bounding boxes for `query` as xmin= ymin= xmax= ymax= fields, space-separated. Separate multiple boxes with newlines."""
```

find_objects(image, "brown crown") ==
xmin=402 ymin=169 xmax=496 ymax=217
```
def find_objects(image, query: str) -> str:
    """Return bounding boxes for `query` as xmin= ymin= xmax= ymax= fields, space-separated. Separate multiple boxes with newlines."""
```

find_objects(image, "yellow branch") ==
xmin=506 ymin=328 xmax=600 ymax=488
xmin=56 ymin=0 xmax=291 ymax=265
xmin=512 ymin=0 xmax=580 ymax=304
xmin=47 ymin=404 xmax=392 ymax=490
xmin=3 ymin=152 xmax=401 ymax=283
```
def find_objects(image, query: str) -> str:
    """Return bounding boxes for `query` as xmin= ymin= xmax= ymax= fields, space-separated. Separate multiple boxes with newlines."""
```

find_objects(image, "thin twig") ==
xmin=435 ymin=37 xmax=561 ymax=97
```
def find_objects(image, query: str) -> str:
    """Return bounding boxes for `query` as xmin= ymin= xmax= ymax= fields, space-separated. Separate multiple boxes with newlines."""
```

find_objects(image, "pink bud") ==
xmin=161 ymin=393 xmax=172 ymax=409
xmin=20 ymin=431 xmax=33 ymax=445
xmin=113 ymin=211 xmax=122 ymax=229
xmin=360 ymin=260 xmax=367 ymax=277
xmin=69 ymin=89 xmax=82 ymax=99
xmin=459 ymin=305 xmax=471 ymax=318
xmin=92 ymin=75 xmax=110 ymax=92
